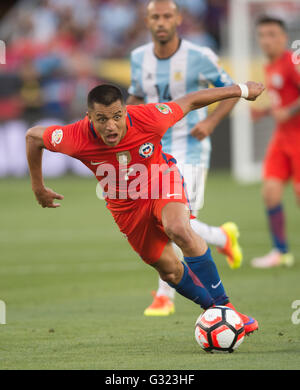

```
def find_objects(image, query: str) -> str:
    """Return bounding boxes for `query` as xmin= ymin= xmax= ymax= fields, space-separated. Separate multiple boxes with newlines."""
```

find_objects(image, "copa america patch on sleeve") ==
xmin=155 ymin=104 xmax=173 ymax=114
xmin=51 ymin=129 xmax=63 ymax=146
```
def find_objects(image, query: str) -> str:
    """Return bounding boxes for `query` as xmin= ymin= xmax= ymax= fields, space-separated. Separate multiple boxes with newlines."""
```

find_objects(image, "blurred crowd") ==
xmin=0 ymin=0 xmax=226 ymax=122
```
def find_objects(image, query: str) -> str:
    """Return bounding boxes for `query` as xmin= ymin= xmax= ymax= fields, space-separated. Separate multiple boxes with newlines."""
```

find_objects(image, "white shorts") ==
xmin=177 ymin=163 xmax=208 ymax=216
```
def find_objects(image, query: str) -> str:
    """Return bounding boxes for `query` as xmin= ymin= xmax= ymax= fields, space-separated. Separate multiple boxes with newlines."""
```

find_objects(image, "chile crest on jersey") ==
xmin=139 ymin=142 xmax=155 ymax=158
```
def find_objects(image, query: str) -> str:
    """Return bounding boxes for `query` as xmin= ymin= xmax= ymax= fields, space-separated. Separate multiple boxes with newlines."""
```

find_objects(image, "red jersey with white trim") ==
xmin=43 ymin=102 xmax=184 ymax=212
xmin=265 ymin=50 xmax=300 ymax=133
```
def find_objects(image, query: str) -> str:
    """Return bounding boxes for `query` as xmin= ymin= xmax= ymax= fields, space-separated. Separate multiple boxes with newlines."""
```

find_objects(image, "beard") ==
xmin=153 ymin=28 xmax=176 ymax=44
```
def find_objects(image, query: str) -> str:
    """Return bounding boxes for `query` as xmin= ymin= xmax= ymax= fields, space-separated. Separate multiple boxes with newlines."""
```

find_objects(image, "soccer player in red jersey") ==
xmin=128 ymin=0 xmax=241 ymax=317
xmin=251 ymin=17 xmax=300 ymax=268
xmin=26 ymin=82 xmax=264 ymax=334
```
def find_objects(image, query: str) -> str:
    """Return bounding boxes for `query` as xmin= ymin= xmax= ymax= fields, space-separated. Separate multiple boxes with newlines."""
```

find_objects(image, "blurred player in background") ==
xmin=127 ymin=0 xmax=241 ymax=316
xmin=251 ymin=16 xmax=300 ymax=268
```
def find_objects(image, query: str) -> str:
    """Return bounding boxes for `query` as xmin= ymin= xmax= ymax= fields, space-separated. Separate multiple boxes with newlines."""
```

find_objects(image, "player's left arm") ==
xmin=140 ymin=82 xmax=264 ymax=138
xmin=191 ymin=49 xmax=239 ymax=140
xmin=174 ymin=82 xmax=264 ymax=117
xmin=191 ymin=96 xmax=239 ymax=141
xmin=273 ymin=59 xmax=300 ymax=123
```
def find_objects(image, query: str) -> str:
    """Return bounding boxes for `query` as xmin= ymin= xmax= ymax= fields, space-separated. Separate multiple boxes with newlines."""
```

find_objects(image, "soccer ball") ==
xmin=195 ymin=306 xmax=245 ymax=353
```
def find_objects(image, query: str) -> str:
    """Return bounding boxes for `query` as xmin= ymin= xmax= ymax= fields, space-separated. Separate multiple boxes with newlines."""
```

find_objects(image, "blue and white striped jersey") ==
xmin=128 ymin=39 xmax=233 ymax=167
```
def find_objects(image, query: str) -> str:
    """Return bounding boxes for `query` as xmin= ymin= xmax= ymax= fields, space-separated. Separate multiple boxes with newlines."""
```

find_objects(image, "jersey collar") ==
xmin=126 ymin=112 xmax=133 ymax=128
xmin=153 ymin=38 xmax=182 ymax=61
xmin=89 ymin=120 xmax=98 ymax=139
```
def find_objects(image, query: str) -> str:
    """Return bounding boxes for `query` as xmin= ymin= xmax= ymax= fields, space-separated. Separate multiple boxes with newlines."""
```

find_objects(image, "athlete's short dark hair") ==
xmin=147 ymin=0 xmax=180 ymax=12
xmin=88 ymin=84 xmax=125 ymax=109
xmin=256 ymin=16 xmax=287 ymax=31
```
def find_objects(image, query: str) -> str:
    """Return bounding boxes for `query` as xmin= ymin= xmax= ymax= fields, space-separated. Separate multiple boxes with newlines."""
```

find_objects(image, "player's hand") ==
xmin=190 ymin=119 xmax=215 ymax=141
xmin=33 ymin=187 xmax=64 ymax=208
xmin=245 ymin=82 xmax=265 ymax=101
xmin=272 ymin=107 xmax=291 ymax=123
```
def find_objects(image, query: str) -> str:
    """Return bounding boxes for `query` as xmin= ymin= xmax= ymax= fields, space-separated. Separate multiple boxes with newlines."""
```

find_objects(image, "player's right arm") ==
xmin=127 ymin=50 xmax=145 ymax=106
xmin=174 ymin=82 xmax=265 ymax=117
xmin=26 ymin=126 xmax=64 ymax=208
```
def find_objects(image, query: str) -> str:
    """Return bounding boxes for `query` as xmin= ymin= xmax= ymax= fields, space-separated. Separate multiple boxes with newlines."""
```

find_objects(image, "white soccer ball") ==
xmin=195 ymin=306 xmax=245 ymax=353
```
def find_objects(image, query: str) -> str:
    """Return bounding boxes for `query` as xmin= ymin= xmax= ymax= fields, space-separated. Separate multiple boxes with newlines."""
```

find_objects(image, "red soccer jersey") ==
xmin=265 ymin=50 xmax=300 ymax=133
xmin=43 ymin=102 xmax=184 ymax=212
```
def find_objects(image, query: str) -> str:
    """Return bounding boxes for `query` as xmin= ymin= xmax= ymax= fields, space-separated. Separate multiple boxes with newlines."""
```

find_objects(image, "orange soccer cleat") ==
xmin=144 ymin=291 xmax=175 ymax=317
xmin=217 ymin=222 xmax=243 ymax=269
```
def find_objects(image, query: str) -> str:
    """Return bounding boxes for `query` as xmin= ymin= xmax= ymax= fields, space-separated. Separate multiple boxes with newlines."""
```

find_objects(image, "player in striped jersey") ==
xmin=127 ymin=0 xmax=242 ymax=316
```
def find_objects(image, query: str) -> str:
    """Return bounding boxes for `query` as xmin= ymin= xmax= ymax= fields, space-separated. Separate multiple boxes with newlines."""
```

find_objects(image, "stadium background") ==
xmin=1 ymin=0 xmax=300 ymax=178
xmin=0 ymin=0 xmax=300 ymax=370
xmin=0 ymin=0 xmax=234 ymax=178
xmin=0 ymin=0 xmax=254 ymax=176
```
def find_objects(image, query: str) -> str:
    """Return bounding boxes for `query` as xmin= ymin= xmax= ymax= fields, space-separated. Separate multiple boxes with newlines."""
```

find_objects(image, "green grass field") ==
xmin=0 ymin=172 xmax=299 ymax=370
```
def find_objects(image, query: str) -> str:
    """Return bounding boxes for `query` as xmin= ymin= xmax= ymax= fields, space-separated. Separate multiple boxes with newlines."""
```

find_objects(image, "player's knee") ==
xmin=262 ymin=181 xmax=282 ymax=208
xmin=262 ymin=183 xmax=273 ymax=205
xmin=159 ymin=267 xmax=182 ymax=285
